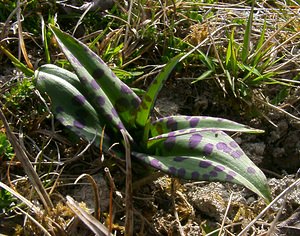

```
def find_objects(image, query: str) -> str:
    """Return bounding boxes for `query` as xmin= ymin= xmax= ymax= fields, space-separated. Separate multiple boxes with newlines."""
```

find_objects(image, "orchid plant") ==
xmin=35 ymin=25 xmax=271 ymax=202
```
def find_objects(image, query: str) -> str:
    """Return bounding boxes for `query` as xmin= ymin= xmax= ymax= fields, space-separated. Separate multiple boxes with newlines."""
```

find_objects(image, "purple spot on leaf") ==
xmin=168 ymin=131 xmax=176 ymax=137
xmin=91 ymin=80 xmax=100 ymax=90
xmin=92 ymin=68 xmax=104 ymax=78
xmin=56 ymin=117 xmax=65 ymax=123
xmin=178 ymin=168 xmax=186 ymax=177
xmin=247 ymin=167 xmax=256 ymax=174
xmin=96 ymin=96 xmax=105 ymax=106
xmin=189 ymin=129 xmax=197 ymax=134
xmin=117 ymin=122 xmax=125 ymax=130
xmin=216 ymin=142 xmax=227 ymax=150
xmin=209 ymin=170 xmax=218 ymax=177
xmin=80 ymin=76 xmax=89 ymax=83
xmin=224 ymin=146 xmax=232 ymax=154
xmin=203 ymin=143 xmax=214 ymax=155
xmin=174 ymin=156 xmax=187 ymax=162
xmin=229 ymin=141 xmax=239 ymax=148
xmin=164 ymin=136 xmax=176 ymax=150
xmin=121 ymin=84 xmax=133 ymax=94
xmin=169 ymin=167 xmax=176 ymax=175
xmin=226 ymin=171 xmax=236 ymax=181
xmin=111 ymin=108 xmax=118 ymax=117
xmin=73 ymin=95 xmax=86 ymax=105
xmin=131 ymin=98 xmax=141 ymax=108
xmin=150 ymin=159 xmax=161 ymax=169
xmin=231 ymin=150 xmax=243 ymax=159
xmin=166 ymin=117 xmax=177 ymax=131
xmin=189 ymin=117 xmax=200 ymax=127
xmin=192 ymin=171 xmax=199 ymax=179
xmin=189 ymin=133 xmax=203 ymax=149
xmin=111 ymin=70 xmax=117 ymax=78
xmin=214 ymin=165 xmax=225 ymax=172
xmin=199 ymin=160 xmax=212 ymax=168
xmin=74 ymin=120 xmax=85 ymax=129
xmin=99 ymin=58 xmax=105 ymax=65
xmin=216 ymin=142 xmax=232 ymax=154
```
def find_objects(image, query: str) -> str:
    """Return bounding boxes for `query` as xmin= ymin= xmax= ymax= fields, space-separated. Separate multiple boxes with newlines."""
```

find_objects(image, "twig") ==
xmin=17 ymin=0 xmax=33 ymax=69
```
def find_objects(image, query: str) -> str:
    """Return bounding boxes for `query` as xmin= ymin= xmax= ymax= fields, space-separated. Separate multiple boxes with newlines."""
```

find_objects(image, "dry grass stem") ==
xmin=74 ymin=173 xmax=101 ymax=220
xmin=0 ymin=108 xmax=53 ymax=211
xmin=66 ymin=196 xmax=111 ymax=236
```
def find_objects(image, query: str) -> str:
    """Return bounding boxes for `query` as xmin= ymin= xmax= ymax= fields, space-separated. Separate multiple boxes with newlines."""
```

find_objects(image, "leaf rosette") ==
xmin=35 ymin=25 xmax=271 ymax=203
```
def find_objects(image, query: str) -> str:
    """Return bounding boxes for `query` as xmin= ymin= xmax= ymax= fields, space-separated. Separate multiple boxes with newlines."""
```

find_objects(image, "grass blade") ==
xmin=241 ymin=0 xmax=254 ymax=63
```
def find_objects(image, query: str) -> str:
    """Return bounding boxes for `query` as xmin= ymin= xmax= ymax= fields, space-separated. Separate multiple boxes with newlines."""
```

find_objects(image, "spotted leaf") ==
xmin=133 ymin=151 xmax=271 ymax=202
xmin=150 ymin=115 xmax=264 ymax=138
xmin=35 ymin=65 xmax=110 ymax=147
xmin=134 ymin=130 xmax=271 ymax=202
xmin=50 ymin=25 xmax=140 ymax=132
xmin=135 ymin=54 xmax=182 ymax=127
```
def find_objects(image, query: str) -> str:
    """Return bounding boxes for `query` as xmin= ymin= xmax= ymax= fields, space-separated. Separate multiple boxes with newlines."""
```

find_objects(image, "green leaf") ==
xmin=35 ymin=65 xmax=110 ymax=147
xmin=225 ymin=35 xmax=232 ymax=68
xmin=252 ymin=20 xmax=267 ymax=66
xmin=149 ymin=115 xmax=264 ymax=138
xmin=241 ymin=1 xmax=254 ymax=63
xmin=191 ymin=70 xmax=213 ymax=84
xmin=134 ymin=130 xmax=271 ymax=202
xmin=0 ymin=45 xmax=34 ymax=77
xmin=49 ymin=25 xmax=140 ymax=131
xmin=135 ymin=54 xmax=182 ymax=127
xmin=198 ymin=50 xmax=215 ymax=70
